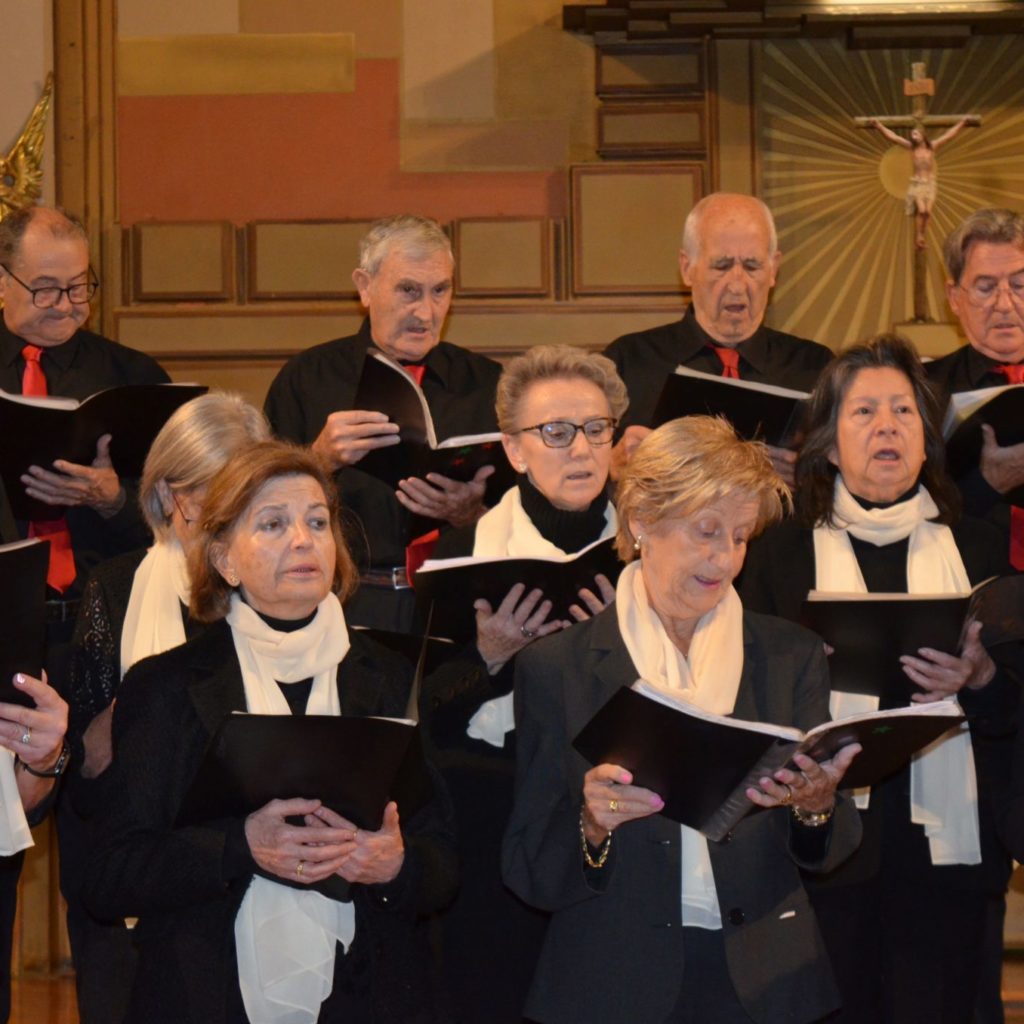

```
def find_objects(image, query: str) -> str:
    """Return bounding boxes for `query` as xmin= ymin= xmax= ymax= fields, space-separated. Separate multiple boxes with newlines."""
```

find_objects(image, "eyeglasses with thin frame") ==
xmin=0 ymin=263 xmax=100 ymax=309
xmin=959 ymin=273 xmax=1024 ymax=308
xmin=513 ymin=417 xmax=617 ymax=449
xmin=171 ymin=491 xmax=196 ymax=526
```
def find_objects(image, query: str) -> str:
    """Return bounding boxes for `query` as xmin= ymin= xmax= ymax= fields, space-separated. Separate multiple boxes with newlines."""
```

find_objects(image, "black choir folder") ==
xmin=0 ymin=539 xmax=47 ymax=708
xmin=177 ymin=714 xmax=432 ymax=832
xmin=412 ymin=536 xmax=623 ymax=641
xmin=650 ymin=366 xmax=809 ymax=446
xmin=801 ymin=576 xmax=1024 ymax=709
xmin=572 ymin=680 xmax=964 ymax=842
xmin=352 ymin=350 xmax=514 ymax=497
xmin=943 ymin=384 xmax=1024 ymax=503
xmin=0 ymin=383 xmax=207 ymax=519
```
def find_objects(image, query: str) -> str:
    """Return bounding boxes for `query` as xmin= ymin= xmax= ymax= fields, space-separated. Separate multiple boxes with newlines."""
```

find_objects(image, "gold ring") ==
xmin=609 ymin=799 xmax=619 ymax=813
xmin=296 ymin=860 xmax=305 ymax=878
xmin=779 ymin=784 xmax=793 ymax=807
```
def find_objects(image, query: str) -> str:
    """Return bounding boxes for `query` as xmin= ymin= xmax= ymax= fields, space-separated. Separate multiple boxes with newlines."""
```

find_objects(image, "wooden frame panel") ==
xmin=130 ymin=221 xmax=235 ymax=302
xmin=245 ymin=220 xmax=371 ymax=301
xmin=596 ymin=42 xmax=705 ymax=100
xmin=570 ymin=162 xmax=705 ymax=298
xmin=598 ymin=101 xmax=707 ymax=159
xmin=452 ymin=218 xmax=553 ymax=299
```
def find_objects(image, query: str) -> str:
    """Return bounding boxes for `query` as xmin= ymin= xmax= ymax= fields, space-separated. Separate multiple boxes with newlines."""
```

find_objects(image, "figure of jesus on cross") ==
xmin=855 ymin=62 xmax=980 ymax=320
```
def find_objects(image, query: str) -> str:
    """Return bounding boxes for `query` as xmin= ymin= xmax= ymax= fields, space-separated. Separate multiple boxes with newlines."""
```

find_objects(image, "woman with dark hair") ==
xmin=84 ymin=441 xmax=456 ymax=1023
xmin=741 ymin=333 xmax=1019 ymax=1023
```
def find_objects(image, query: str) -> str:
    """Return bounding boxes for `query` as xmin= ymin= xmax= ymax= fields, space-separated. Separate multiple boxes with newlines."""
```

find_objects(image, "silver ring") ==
xmin=20 ymin=728 xmax=30 ymax=746
xmin=520 ymin=625 xmax=537 ymax=639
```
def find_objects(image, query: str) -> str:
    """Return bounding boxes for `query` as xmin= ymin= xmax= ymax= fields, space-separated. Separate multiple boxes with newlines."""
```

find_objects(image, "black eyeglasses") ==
xmin=0 ymin=263 xmax=99 ymax=309
xmin=513 ymin=417 xmax=617 ymax=449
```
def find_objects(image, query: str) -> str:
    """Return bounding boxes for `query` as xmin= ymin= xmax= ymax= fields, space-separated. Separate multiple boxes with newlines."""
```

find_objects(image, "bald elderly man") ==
xmin=604 ymin=193 xmax=833 ymax=482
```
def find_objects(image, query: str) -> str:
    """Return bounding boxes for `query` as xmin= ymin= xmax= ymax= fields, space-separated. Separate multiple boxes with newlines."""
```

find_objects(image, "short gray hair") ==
xmin=495 ymin=345 xmax=629 ymax=433
xmin=0 ymin=205 xmax=88 ymax=267
xmin=943 ymin=208 xmax=1024 ymax=284
xmin=357 ymin=214 xmax=453 ymax=277
xmin=681 ymin=193 xmax=778 ymax=261
xmin=139 ymin=393 xmax=271 ymax=539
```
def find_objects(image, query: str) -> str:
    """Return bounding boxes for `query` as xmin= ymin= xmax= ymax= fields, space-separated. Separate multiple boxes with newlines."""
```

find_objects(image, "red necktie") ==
xmin=712 ymin=346 xmax=741 ymax=379
xmin=992 ymin=364 xmax=1024 ymax=569
xmin=400 ymin=363 xmax=440 ymax=578
xmin=22 ymin=345 xmax=76 ymax=593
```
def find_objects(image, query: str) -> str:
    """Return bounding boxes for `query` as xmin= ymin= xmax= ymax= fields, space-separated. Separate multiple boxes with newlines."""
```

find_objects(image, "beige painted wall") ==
xmin=1 ymin=0 xmax=54 ymax=206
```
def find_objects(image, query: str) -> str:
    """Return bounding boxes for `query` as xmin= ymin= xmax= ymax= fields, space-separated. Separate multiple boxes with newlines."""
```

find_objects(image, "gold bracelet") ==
xmin=579 ymin=808 xmax=612 ymax=868
xmin=791 ymin=803 xmax=834 ymax=828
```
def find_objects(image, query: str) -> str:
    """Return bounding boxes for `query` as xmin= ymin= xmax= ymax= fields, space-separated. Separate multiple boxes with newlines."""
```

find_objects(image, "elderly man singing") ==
xmin=265 ymin=214 xmax=502 ymax=631
xmin=604 ymin=192 xmax=834 ymax=483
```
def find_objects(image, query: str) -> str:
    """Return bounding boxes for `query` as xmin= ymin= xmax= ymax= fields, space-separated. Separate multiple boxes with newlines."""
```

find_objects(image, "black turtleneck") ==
xmin=845 ymin=483 xmax=920 ymax=593
xmin=517 ymin=473 xmax=610 ymax=553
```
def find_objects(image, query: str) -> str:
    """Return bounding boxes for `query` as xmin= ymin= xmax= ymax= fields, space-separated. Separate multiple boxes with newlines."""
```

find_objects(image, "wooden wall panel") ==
xmin=453 ymin=219 xmax=552 ymax=298
xmin=246 ymin=221 xmax=371 ymax=300
xmin=570 ymin=163 xmax=703 ymax=296
xmin=130 ymin=222 xmax=234 ymax=301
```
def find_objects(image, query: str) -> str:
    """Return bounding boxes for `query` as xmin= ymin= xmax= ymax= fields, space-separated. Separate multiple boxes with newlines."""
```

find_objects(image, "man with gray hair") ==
xmin=927 ymin=208 xmax=1024 ymax=564
xmin=603 ymin=192 xmax=833 ymax=481
xmin=265 ymin=214 xmax=502 ymax=631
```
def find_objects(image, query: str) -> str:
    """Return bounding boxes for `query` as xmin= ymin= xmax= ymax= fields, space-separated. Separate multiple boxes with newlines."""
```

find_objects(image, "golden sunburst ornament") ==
xmin=1 ymin=72 xmax=55 ymax=224
xmin=756 ymin=38 xmax=1024 ymax=347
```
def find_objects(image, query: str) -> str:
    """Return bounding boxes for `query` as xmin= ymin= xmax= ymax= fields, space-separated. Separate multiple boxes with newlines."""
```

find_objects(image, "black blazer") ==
xmin=502 ymin=605 xmax=861 ymax=1024
xmin=740 ymin=516 xmax=1021 ymax=894
xmin=83 ymin=621 xmax=457 ymax=1024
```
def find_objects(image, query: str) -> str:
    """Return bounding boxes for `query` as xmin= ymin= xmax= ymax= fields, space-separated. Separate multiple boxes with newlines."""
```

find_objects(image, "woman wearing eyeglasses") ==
xmin=419 ymin=344 xmax=627 ymax=1024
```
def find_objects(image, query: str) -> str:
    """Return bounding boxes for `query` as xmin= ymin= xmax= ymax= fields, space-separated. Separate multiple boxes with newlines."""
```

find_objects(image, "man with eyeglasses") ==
xmin=927 ymin=208 xmax=1024 ymax=564
xmin=0 ymin=205 xmax=169 ymax=603
xmin=603 ymin=193 xmax=834 ymax=485
xmin=0 ymin=205 xmax=168 ymax=1024
xmin=925 ymin=207 xmax=1024 ymax=1024
xmin=265 ymin=214 xmax=502 ymax=632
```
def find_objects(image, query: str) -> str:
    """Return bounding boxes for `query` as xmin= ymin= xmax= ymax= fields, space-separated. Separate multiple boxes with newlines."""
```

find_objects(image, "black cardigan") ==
xmin=83 ymin=621 xmax=457 ymax=1024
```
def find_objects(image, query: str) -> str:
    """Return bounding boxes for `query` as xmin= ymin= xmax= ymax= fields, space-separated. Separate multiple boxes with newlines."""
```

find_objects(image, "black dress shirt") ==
xmin=926 ymin=344 xmax=1019 ymax=531
xmin=264 ymin=319 xmax=502 ymax=571
xmin=0 ymin=322 xmax=170 ymax=596
xmin=603 ymin=305 xmax=834 ymax=431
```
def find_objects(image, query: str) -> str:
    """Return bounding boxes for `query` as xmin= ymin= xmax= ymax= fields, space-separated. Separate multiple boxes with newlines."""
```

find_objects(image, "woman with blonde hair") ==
xmin=504 ymin=416 xmax=862 ymax=1024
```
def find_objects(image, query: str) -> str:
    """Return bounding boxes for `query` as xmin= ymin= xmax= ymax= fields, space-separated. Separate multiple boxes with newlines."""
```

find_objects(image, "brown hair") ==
xmin=188 ymin=441 xmax=357 ymax=622
xmin=795 ymin=333 xmax=960 ymax=527
xmin=615 ymin=416 xmax=789 ymax=562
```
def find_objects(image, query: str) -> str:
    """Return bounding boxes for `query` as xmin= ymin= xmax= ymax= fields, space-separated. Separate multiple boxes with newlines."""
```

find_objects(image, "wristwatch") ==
xmin=16 ymin=740 xmax=71 ymax=778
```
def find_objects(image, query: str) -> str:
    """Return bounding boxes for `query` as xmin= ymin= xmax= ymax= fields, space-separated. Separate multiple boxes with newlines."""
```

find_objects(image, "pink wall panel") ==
xmin=117 ymin=59 xmax=565 ymax=224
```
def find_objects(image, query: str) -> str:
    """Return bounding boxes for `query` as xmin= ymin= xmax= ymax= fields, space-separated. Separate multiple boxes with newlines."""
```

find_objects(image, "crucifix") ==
xmin=854 ymin=62 xmax=981 ymax=322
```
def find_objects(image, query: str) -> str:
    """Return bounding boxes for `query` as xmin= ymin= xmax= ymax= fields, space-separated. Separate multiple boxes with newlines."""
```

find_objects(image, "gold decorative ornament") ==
xmin=1 ymin=72 xmax=54 ymax=223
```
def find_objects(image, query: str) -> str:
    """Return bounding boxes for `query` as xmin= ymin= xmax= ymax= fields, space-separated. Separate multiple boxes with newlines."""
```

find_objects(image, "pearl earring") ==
xmin=518 ymin=463 xmax=527 ymax=473
xmin=633 ymin=535 xmax=643 ymax=553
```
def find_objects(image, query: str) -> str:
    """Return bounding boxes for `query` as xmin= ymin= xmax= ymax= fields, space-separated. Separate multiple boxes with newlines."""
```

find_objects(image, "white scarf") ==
xmin=615 ymin=560 xmax=745 ymax=930
xmin=120 ymin=539 xmax=190 ymax=678
xmin=228 ymin=593 xmax=357 ymax=1024
xmin=0 ymin=751 xmax=32 ymax=856
xmin=467 ymin=486 xmax=617 ymax=747
xmin=813 ymin=478 xmax=980 ymax=866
